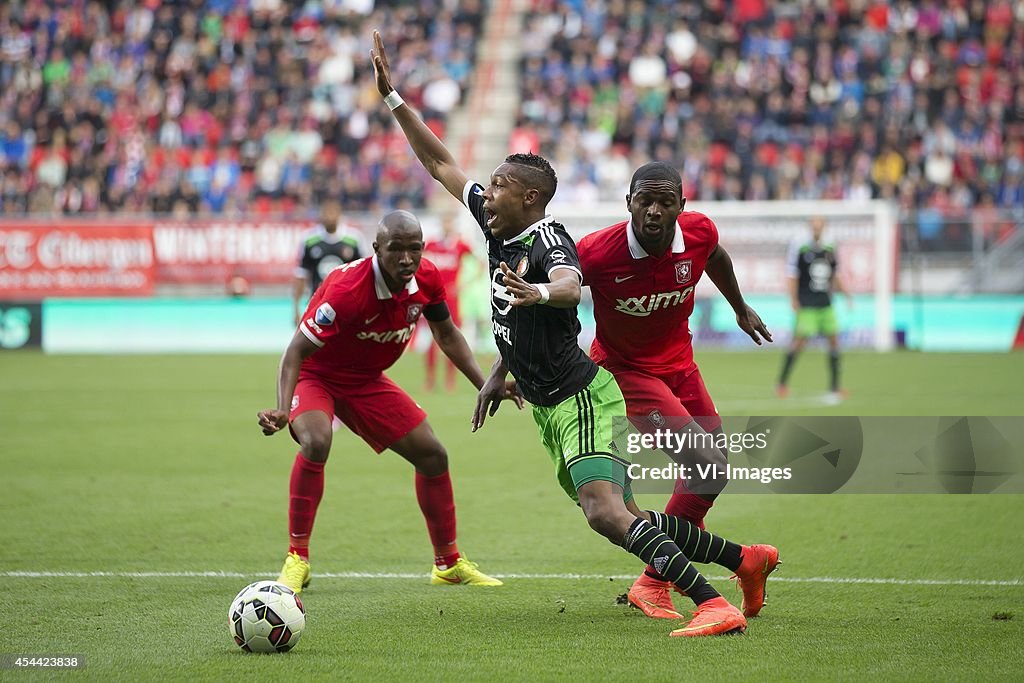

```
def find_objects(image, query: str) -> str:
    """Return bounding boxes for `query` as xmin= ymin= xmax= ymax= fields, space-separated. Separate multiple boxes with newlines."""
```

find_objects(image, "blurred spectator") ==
xmin=0 ymin=0 xmax=486 ymax=216
xmin=519 ymin=0 xmax=1024 ymax=250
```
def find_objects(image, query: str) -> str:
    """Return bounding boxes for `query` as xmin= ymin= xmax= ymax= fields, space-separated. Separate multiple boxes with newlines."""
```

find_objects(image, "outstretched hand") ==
xmin=737 ymin=304 xmax=772 ymax=345
xmin=499 ymin=262 xmax=542 ymax=307
xmin=257 ymin=409 xmax=289 ymax=436
xmin=472 ymin=376 xmax=524 ymax=432
xmin=506 ymin=380 xmax=525 ymax=410
xmin=370 ymin=30 xmax=395 ymax=98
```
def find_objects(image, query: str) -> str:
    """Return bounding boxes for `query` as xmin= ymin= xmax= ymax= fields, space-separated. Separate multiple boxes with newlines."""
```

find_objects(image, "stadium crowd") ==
xmin=0 ymin=0 xmax=483 ymax=216
xmin=1 ymin=0 xmax=1021 ymax=254
xmin=514 ymin=0 xmax=1024 ymax=250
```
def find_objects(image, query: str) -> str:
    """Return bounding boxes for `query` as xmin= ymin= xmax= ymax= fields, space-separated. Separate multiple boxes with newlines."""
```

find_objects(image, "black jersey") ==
xmin=786 ymin=240 xmax=837 ymax=308
xmin=462 ymin=181 xmax=598 ymax=406
xmin=296 ymin=224 xmax=365 ymax=292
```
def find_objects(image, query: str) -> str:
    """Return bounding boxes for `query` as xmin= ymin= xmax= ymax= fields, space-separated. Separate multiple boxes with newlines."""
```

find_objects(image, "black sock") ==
xmin=624 ymin=518 xmax=719 ymax=605
xmin=829 ymin=351 xmax=840 ymax=391
xmin=779 ymin=351 xmax=797 ymax=386
xmin=647 ymin=510 xmax=743 ymax=572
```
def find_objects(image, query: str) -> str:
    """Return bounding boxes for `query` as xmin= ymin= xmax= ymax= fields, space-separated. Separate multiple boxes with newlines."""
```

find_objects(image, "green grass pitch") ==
xmin=1 ymin=349 xmax=1022 ymax=680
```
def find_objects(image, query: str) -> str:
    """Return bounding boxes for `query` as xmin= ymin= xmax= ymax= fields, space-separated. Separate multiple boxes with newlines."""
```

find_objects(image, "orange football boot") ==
xmin=732 ymin=544 xmax=780 ymax=617
xmin=627 ymin=573 xmax=684 ymax=619
xmin=670 ymin=596 xmax=747 ymax=637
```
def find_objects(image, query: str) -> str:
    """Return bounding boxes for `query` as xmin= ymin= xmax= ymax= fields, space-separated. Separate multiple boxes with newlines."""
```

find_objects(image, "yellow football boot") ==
xmin=277 ymin=552 xmax=311 ymax=594
xmin=430 ymin=557 xmax=503 ymax=586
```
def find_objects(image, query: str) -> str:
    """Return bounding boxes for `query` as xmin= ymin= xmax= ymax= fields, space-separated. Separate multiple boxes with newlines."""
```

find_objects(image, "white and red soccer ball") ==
xmin=228 ymin=581 xmax=306 ymax=653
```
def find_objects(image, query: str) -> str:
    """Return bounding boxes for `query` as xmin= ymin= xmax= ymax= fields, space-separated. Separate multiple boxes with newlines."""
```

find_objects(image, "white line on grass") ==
xmin=2 ymin=571 xmax=1021 ymax=587
xmin=717 ymin=396 xmax=838 ymax=411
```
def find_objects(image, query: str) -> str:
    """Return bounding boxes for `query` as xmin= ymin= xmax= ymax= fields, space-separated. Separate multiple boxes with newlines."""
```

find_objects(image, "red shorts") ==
xmin=289 ymin=373 xmax=427 ymax=453
xmin=607 ymin=366 xmax=721 ymax=434
xmin=609 ymin=366 xmax=722 ymax=498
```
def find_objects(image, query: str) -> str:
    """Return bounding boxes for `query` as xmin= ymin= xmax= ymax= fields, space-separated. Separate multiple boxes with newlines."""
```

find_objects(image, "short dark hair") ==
xmin=629 ymin=162 xmax=682 ymax=197
xmin=504 ymin=152 xmax=558 ymax=204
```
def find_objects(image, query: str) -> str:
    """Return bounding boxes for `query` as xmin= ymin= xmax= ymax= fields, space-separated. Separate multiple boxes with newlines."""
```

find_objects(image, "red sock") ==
xmin=664 ymin=490 xmax=714 ymax=529
xmin=288 ymin=453 xmax=325 ymax=560
xmin=415 ymin=471 xmax=459 ymax=568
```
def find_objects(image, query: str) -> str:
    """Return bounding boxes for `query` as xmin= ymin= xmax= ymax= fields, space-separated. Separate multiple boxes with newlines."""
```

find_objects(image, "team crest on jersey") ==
xmin=406 ymin=303 xmax=423 ymax=323
xmin=675 ymin=260 xmax=692 ymax=283
xmin=315 ymin=302 xmax=336 ymax=326
xmin=648 ymin=409 xmax=667 ymax=428
xmin=515 ymin=256 xmax=529 ymax=277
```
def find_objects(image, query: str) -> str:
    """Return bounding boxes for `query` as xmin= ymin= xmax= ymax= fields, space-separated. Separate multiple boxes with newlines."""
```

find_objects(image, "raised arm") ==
xmin=371 ymin=30 xmax=469 ymax=201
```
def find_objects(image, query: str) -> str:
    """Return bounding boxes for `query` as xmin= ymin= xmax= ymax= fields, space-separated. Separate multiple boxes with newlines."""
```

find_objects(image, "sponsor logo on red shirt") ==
xmin=613 ymin=285 xmax=695 ymax=317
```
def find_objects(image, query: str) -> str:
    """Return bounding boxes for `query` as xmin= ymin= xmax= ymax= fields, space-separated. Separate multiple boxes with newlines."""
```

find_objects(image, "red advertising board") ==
xmin=0 ymin=223 xmax=155 ymax=298
xmin=152 ymin=221 xmax=313 ymax=284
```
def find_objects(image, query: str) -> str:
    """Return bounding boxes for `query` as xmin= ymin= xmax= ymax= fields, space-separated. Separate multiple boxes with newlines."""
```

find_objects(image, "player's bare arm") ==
xmin=704 ymin=244 xmax=772 ymax=345
xmin=427 ymin=314 xmax=487 ymax=389
xmin=787 ymin=275 xmax=800 ymax=311
xmin=371 ymin=30 xmax=468 ymax=201
xmin=500 ymin=263 xmax=581 ymax=308
xmin=472 ymin=356 xmax=519 ymax=432
xmin=291 ymin=274 xmax=308 ymax=326
xmin=429 ymin=315 xmax=525 ymax=411
xmin=258 ymin=330 xmax=320 ymax=435
xmin=834 ymin=274 xmax=854 ymax=310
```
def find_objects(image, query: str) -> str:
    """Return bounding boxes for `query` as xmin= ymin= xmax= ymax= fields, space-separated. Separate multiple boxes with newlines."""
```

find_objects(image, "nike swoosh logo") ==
xmin=635 ymin=596 xmax=683 ymax=618
xmin=435 ymin=574 xmax=461 ymax=584
xmin=365 ymin=314 xmax=380 ymax=325
xmin=678 ymin=620 xmax=725 ymax=632
xmin=614 ymin=275 xmax=635 ymax=283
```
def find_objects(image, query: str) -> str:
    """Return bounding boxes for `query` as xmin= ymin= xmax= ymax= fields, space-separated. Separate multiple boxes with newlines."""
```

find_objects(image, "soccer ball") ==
xmin=228 ymin=581 xmax=306 ymax=653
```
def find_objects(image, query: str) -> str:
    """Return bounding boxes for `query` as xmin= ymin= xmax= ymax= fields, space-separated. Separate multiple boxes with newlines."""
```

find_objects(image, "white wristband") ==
xmin=384 ymin=91 xmax=404 ymax=111
xmin=535 ymin=283 xmax=550 ymax=305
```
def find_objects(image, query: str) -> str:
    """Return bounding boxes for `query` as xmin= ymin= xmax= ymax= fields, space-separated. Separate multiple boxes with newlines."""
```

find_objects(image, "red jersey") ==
xmin=577 ymin=212 xmax=719 ymax=377
xmin=298 ymin=256 xmax=447 ymax=381
xmin=424 ymin=237 xmax=472 ymax=291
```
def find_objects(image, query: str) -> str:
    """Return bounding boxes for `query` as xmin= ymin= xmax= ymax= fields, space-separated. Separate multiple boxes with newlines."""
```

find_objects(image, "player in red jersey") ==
xmin=578 ymin=162 xmax=779 ymax=620
xmin=423 ymin=213 xmax=474 ymax=391
xmin=258 ymin=210 xmax=517 ymax=592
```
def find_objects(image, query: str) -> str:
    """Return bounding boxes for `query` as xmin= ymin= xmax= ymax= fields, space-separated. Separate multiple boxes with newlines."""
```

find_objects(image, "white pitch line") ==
xmin=2 ymin=571 xmax=1021 ymax=587
xmin=717 ymin=397 xmax=835 ymax=411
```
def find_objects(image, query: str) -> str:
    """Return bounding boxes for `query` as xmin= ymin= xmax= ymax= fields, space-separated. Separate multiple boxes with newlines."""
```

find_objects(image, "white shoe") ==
xmin=822 ymin=391 xmax=845 ymax=405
